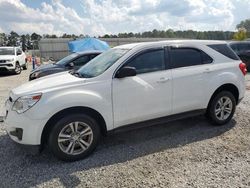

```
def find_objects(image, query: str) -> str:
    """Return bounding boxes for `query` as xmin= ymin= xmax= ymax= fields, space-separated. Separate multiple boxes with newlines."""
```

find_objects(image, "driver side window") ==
xmin=16 ymin=48 xmax=22 ymax=55
xmin=72 ymin=55 xmax=90 ymax=67
xmin=126 ymin=49 xmax=165 ymax=74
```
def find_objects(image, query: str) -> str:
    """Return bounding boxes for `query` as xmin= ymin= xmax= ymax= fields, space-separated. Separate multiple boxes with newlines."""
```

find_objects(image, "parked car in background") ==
xmin=29 ymin=51 xmax=102 ymax=80
xmin=0 ymin=47 xmax=27 ymax=74
xmin=229 ymin=41 xmax=250 ymax=71
xmin=4 ymin=40 xmax=246 ymax=161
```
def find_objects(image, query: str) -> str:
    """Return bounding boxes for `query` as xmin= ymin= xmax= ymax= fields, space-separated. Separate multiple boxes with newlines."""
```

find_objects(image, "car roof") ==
xmin=115 ymin=40 xmax=228 ymax=50
xmin=228 ymin=41 xmax=250 ymax=45
xmin=76 ymin=50 xmax=103 ymax=55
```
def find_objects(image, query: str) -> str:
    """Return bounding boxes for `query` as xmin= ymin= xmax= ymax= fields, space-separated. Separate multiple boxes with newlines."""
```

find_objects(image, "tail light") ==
xmin=239 ymin=62 xmax=247 ymax=76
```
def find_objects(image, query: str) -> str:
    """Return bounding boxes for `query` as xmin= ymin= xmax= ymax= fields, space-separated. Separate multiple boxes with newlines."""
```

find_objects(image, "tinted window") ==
xmin=230 ymin=44 xmax=238 ymax=52
xmin=89 ymin=54 xmax=99 ymax=60
xmin=17 ymin=48 xmax=22 ymax=54
xmin=208 ymin=44 xmax=239 ymax=60
xmin=73 ymin=55 xmax=89 ymax=67
xmin=56 ymin=53 xmax=78 ymax=65
xmin=237 ymin=43 xmax=250 ymax=52
xmin=170 ymin=48 xmax=203 ymax=68
xmin=0 ymin=48 xmax=14 ymax=55
xmin=126 ymin=49 xmax=165 ymax=74
xmin=201 ymin=51 xmax=213 ymax=64
xmin=78 ymin=48 xmax=128 ymax=78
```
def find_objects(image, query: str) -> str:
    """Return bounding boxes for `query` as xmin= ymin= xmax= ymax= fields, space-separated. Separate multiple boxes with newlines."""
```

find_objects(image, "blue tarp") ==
xmin=68 ymin=38 xmax=110 ymax=52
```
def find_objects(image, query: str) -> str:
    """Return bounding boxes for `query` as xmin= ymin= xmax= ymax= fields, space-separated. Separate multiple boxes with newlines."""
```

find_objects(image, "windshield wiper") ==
xmin=69 ymin=70 xmax=83 ymax=78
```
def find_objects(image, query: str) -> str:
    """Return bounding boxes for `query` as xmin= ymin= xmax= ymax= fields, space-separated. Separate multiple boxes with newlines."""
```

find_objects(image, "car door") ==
xmin=112 ymin=48 xmax=173 ymax=128
xmin=169 ymin=46 xmax=213 ymax=114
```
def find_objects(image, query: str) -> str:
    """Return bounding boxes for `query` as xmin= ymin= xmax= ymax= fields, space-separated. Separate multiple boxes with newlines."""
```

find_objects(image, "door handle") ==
xmin=203 ymin=68 xmax=212 ymax=73
xmin=157 ymin=77 xmax=170 ymax=83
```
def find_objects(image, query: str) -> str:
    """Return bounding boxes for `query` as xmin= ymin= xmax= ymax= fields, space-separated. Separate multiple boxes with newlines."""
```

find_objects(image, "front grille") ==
xmin=0 ymin=60 xmax=6 ymax=63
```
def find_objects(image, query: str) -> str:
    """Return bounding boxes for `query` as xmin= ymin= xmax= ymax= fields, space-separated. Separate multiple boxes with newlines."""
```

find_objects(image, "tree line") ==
xmin=0 ymin=19 xmax=249 ymax=50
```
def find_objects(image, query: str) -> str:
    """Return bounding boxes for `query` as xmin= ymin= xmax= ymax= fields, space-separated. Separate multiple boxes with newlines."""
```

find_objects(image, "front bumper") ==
xmin=0 ymin=64 xmax=15 ymax=71
xmin=4 ymin=100 xmax=47 ymax=145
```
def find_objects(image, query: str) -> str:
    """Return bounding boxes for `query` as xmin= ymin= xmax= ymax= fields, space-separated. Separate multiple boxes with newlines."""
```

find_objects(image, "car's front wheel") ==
xmin=48 ymin=114 xmax=100 ymax=161
xmin=206 ymin=91 xmax=236 ymax=125
xmin=14 ymin=62 xmax=22 ymax=74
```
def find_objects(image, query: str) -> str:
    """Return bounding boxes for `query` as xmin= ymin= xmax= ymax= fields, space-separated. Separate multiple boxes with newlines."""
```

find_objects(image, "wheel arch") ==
xmin=207 ymin=83 xmax=239 ymax=109
xmin=41 ymin=106 xmax=107 ymax=147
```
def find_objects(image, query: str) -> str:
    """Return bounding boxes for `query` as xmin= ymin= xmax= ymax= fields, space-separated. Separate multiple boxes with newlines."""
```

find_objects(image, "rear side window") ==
xmin=126 ymin=49 xmax=165 ymax=74
xmin=170 ymin=48 xmax=212 ymax=68
xmin=208 ymin=44 xmax=239 ymax=60
xmin=237 ymin=43 xmax=250 ymax=52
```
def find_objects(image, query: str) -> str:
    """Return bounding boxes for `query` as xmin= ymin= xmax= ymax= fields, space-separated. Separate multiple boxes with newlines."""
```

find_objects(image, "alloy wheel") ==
xmin=214 ymin=96 xmax=233 ymax=121
xmin=57 ymin=121 xmax=93 ymax=155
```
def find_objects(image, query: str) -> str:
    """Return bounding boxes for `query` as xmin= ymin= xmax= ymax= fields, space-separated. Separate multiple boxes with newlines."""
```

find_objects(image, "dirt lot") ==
xmin=0 ymin=66 xmax=250 ymax=188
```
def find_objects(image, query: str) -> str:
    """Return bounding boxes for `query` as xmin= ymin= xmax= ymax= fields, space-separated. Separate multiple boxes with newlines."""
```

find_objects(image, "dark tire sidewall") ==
xmin=14 ymin=62 xmax=21 ymax=74
xmin=207 ymin=91 xmax=236 ymax=125
xmin=23 ymin=62 xmax=28 ymax=70
xmin=48 ymin=114 xmax=100 ymax=162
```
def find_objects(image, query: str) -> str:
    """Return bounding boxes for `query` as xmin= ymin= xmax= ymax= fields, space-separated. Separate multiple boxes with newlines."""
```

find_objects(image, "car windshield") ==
xmin=0 ymin=48 xmax=15 ymax=55
xmin=56 ymin=53 xmax=78 ymax=65
xmin=77 ymin=48 xmax=129 ymax=78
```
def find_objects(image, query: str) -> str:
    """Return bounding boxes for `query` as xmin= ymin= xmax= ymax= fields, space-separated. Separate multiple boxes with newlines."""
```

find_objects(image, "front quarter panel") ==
xmin=25 ymin=80 xmax=113 ymax=131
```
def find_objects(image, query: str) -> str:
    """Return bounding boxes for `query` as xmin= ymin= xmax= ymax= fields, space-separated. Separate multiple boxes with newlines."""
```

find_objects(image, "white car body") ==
xmin=4 ymin=40 xmax=245 ymax=146
xmin=0 ymin=46 xmax=26 ymax=72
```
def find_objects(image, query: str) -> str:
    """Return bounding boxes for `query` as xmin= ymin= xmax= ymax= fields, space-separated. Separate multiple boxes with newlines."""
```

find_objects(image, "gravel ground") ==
xmin=0 ymin=66 xmax=250 ymax=188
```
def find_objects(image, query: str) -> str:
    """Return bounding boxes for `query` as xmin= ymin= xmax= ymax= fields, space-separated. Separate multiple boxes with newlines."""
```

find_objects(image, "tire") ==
xmin=48 ymin=114 xmax=100 ymax=162
xmin=23 ymin=62 xmax=28 ymax=70
xmin=206 ymin=91 xmax=236 ymax=125
xmin=14 ymin=62 xmax=22 ymax=74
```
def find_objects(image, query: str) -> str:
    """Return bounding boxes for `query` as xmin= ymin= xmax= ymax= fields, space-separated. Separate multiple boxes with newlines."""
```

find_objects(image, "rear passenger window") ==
xmin=126 ymin=49 xmax=165 ymax=74
xmin=170 ymin=48 xmax=209 ymax=68
xmin=201 ymin=51 xmax=213 ymax=64
xmin=208 ymin=44 xmax=239 ymax=60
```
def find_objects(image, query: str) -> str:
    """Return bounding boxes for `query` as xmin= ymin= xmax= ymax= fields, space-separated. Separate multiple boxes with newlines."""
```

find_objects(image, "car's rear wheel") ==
xmin=48 ymin=114 xmax=100 ymax=161
xmin=206 ymin=91 xmax=236 ymax=125
xmin=14 ymin=62 xmax=21 ymax=74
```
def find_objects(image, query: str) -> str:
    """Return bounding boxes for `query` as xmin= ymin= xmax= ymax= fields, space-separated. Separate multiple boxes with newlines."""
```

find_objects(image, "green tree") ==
xmin=237 ymin=19 xmax=250 ymax=32
xmin=31 ymin=32 xmax=42 ymax=41
xmin=20 ymin=35 xmax=26 ymax=51
xmin=7 ymin=31 xmax=19 ymax=46
xmin=233 ymin=28 xmax=247 ymax=41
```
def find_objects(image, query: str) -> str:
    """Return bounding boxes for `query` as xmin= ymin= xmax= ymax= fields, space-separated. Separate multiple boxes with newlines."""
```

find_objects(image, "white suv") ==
xmin=0 ymin=47 xmax=27 ymax=74
xmin=4 ymin=40 xmax=246 ymax=161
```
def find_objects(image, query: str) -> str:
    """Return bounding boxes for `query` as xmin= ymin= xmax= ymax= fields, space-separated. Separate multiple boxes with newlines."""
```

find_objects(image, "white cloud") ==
xmin=0 ymin=0 xmax=249 ymax=36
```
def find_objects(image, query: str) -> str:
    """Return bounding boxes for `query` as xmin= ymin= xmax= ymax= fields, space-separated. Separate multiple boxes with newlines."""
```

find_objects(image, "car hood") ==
xmin=0 ymin=55 xmax=15 ymax=60
xmin=30 ymin=63 xmax=63 ymax=73
xmin=12 ymin=71 xmax=86 ymax=96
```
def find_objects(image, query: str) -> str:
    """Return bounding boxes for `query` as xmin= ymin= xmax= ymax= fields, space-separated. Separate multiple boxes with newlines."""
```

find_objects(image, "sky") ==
xmin=0 ymin=0 xmax=249 ymax=36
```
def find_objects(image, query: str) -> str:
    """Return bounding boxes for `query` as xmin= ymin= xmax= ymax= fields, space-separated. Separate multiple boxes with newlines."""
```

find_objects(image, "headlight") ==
xmin=6 ymin=58 xmax=14 ymax=62
xmin=12 ymin=93 xmax=42 ymax=114
xmin=31 ymin=71 xmax=41 ymax=78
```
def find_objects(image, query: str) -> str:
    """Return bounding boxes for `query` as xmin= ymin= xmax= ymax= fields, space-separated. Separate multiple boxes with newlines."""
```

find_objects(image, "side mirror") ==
xmin=17 ymin=51 xmax=22 ymax=56
xmin=69 ymin=62 xmax=74 ymax=67
xmin=66 ymin=62 xmax=74 ymax=69
xmin=115 ymin=66 xmax=136 ymax=78
xmin=49 ymin=57 xmax=55 ymax=61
